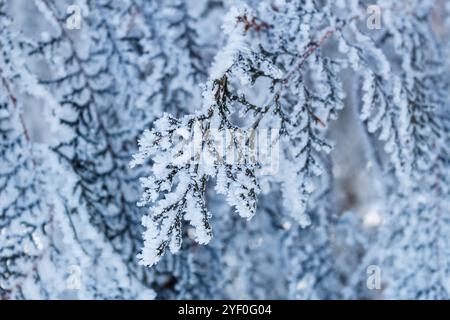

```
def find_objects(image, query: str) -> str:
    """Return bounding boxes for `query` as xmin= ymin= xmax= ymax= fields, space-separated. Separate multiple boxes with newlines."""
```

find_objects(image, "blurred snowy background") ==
xmin=1 ymin=0 xmax=450 ymax=299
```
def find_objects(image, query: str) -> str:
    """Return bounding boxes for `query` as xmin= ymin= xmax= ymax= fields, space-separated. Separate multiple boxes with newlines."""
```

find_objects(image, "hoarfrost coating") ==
xmin=1 ymin=0 xmax=450 ymax=300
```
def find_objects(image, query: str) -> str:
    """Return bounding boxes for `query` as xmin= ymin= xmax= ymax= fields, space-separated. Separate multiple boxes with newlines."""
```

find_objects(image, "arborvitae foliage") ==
xmin=0 ymin=9 xmax=45 ymax=297
xmin=1 ymin=0 xmax=449 ymax=299
xmin=359 ymin=0 xmax=450 ymax=298
xmin=132 ymin=0 xmax=450 ymax=299
xmin=1 ymin=1 xmax=156 ymax=298
xmin=27 ymin=0 xmax=146 ymax=259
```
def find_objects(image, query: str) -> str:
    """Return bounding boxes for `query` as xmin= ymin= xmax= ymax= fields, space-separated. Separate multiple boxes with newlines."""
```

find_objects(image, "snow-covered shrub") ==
xmin=1 ymin=0 xmax=449 ymax=299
